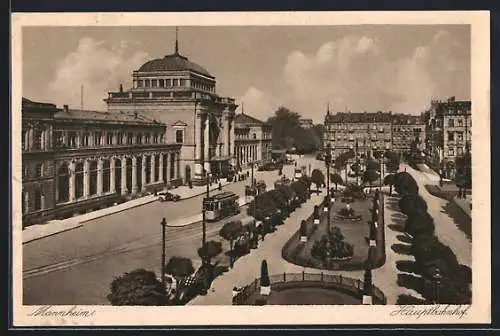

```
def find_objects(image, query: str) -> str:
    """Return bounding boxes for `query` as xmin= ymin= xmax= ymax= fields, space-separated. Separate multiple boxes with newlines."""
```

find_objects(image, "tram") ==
xmin=203 ymin=191 xmax=240 ymax=222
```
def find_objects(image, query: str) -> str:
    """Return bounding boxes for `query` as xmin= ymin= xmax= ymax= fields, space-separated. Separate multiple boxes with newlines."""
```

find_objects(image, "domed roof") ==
xmin=137 ymin=52 xmax=214 ymax=78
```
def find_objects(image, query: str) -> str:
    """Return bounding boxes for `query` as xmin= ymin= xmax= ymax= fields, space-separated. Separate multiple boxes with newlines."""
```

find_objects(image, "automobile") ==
xmin=294 ymin=168 xmax=303 ymax=180
xmin=157 ymin=191 xmax=181 ymax=202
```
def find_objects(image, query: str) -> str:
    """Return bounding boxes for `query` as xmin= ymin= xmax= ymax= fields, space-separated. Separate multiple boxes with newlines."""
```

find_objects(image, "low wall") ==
xmin=233 ymin=272 xmax=387 ymax=305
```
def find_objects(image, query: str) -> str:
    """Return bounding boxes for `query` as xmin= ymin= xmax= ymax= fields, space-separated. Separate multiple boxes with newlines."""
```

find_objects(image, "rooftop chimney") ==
xmin=63 ymin=105 xmax=69 ymax=113
xmin=119 ymin=84 xmax=123 ymax=93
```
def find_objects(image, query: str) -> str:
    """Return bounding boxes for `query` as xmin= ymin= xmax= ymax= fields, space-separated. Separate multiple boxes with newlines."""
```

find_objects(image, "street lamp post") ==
xmin=432 ymin=268 xmax=442 ymax=304
xmin=201 ymin=169 xmax=210 ymax=262
xmin=325 ymin=144 xmax=332 ymax=235
xmin=160 ymin=217 xmax=167 ymax=288
xmin=379 ymin=153 xmax=384 ymax=190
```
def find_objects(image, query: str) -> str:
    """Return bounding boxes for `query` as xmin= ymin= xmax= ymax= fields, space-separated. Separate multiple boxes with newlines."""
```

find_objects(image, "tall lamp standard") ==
xmin=324 ymin=143 xmax=332 ymax=235
xmin=379 ymin=152 xmax=384 ymax=190
xmin=432 ymin=268 xmax=442 ymax=304
xmin=160 ymin=217 xmax=167 ymax=287
xmin=201 ymin=168 xmax=210 ymax=263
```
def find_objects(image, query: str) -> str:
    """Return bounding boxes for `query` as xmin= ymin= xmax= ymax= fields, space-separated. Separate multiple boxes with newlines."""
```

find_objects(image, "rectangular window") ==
xmin=180 ymin=79 xmax=187 ymax=86
xmin=137 ymin=80 xmax=143 ymax=88
xmin=458 ymin=119 xmax=463 ymax=127
xmin=457 ymin=132 xmax=464 ymax=141
xmin=107 ymin=132 xmax=113 ymax=145
xmin=145 ymin=134 xmax=150 ymax=144
xmin=166 ymin=79 xmax=172 ymax=87
xmin=35 ymin=163 xmax=43 ymax=178
xmin=145 ymin=79 xmax=151 ymax=87
xmin=127 ymin=132 xmax=134 ymax=145
xmin=448 ymin=119 xmax=454 ymax=127
xmin=68 ymin=132 xmax=77 ymax=147
xmin=159 ymin=79 xmax=164 ymax=87
xmin=136 ymin=134 xmax=142 ymax=144
xmin=448 ymin=147 xmax=455 ymax=156
xmin=457 ymin=147 xmax=463 ymax=156
xmin=448 ymin=132 xmax=454 ymax=141
xmin=176 ymin=129 xmax=184 ymax=143
xmin=117 ymin=132 xmax=123 ymax=145
xmin=95 ymin=132 xmax=102 ymax=146
xmin=173 ymin=79 xmax=179 ymax=87
xmin=152 ymin=79 xmax=157 ymax=87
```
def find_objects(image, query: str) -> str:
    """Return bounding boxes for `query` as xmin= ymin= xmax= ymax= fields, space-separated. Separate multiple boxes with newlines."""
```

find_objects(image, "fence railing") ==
xmin=233 ymin=272 xmax=387 ymax=305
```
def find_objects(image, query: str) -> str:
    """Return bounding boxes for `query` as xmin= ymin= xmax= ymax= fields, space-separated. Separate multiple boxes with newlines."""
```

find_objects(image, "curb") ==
xmin=23 ymin=224 xmax=84 ymax=245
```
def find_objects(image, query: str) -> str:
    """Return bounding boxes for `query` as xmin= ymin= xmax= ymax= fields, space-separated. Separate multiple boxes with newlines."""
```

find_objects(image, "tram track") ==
xmin=23 ymin=210 xmax=248 ymax=280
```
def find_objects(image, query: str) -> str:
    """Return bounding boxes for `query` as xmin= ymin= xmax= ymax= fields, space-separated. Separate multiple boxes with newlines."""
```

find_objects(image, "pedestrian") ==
xmin=218 ymin=182 xmax=222 ymax=191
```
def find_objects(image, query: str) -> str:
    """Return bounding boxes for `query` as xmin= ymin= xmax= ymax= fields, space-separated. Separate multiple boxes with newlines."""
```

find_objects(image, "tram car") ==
xmin=203 ymin=191 xmax=240 ymax=222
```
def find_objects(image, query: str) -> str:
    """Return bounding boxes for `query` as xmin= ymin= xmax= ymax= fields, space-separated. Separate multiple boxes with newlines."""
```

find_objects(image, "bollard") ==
xmin=302 ymin=271 xmax=305 ymax=281
xmin=283 ymin=272 xmax=286 ymax=282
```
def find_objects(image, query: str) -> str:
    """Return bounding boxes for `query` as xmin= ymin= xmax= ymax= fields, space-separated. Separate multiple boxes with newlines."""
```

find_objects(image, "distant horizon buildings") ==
xmin=322 ymin=109 xmax=426 ymax=158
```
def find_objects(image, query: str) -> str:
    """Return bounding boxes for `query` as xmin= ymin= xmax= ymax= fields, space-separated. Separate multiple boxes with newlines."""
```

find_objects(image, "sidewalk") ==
xmin=188 ymin=190 xmax=368 ymax=306
xmin=453 ymin=195 xmax=472 ymax=218
xmin=404 ymin=164 xmax=472 ymax=267
xmin=372 ymin=194 xmax=426 ymax=304
xmin=22 ymin=178 xmax=234 ymax=244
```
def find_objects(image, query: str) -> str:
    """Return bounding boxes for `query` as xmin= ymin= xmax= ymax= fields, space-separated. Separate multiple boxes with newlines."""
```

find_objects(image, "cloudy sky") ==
xmin=22 ymin=25 xmax=470 ymax=123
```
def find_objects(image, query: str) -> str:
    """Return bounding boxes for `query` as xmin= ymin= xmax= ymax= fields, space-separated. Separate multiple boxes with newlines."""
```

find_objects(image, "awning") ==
xmin=210 ymin=155 xmax=233 ymax=162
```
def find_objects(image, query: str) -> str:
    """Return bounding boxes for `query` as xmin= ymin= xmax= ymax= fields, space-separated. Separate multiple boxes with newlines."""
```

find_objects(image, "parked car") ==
xmin=157 ymin=191 xmax=181 ymax=202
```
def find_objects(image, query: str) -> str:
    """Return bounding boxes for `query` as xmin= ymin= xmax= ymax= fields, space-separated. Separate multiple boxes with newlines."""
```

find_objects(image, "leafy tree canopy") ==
xmin=107 ymin=268 xmax=168 ymax=306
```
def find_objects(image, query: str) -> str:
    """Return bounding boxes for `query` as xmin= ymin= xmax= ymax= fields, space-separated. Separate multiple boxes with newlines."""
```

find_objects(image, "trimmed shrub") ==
xmin=260 ymin=260 xmax=270 ymax=287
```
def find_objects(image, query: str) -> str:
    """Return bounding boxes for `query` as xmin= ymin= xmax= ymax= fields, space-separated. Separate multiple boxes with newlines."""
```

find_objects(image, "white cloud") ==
xmin=46 ymin=37 xmax=150 ymax=110
xmin=237 ymin=86 xmax=278 ymax=122
xmin=274 ymin=30 xmax=468 ymax=122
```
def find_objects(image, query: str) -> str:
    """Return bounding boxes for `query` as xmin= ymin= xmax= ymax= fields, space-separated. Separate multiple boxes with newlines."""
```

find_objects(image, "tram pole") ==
xmin=160 ymin=217 xmax=167 ymax=288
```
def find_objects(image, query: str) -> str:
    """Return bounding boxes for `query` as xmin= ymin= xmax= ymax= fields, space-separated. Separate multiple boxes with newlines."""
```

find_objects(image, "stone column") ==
xmin=150 ymin=154 xmax=156 ymax=183
xmin=176 ymin=153 xmax=180 ymax=180
xmin=69 ymin=161 xmax=76 ymax=202
xmin=110 ymin=157 xmax=116 ymax=193
xmin=40 ymin=128 xmax=45 ymax=151
xmin=24 ymin=128 xmax=30 ymax=151
xmin=165 ymin=152 xmax=171 ymax=182
xmin=225 ymin=116 xmax=231 ymax=156
xmin=159 ymin=153 xmax=164 ymax=183
xmin=141 ymin=155 xmax=147 ymax=190
xmin=204 ymin=115 xmax=210 ymax=172
xmin=97 ymin=158 xmax=104 ymax=195
xmin=132 ymin=156 xmax=138 ymax=194
xmin=229 ymin=118 xmax=235 ymax=160
xmin=121 ymin=157 xmax=127 ymax=196
xmin=194 ymin=114 xmax=203 ymax=178
xmin=258 ymin=142 xmax=263 ymax=163
xmin=83 ymin=159 xmax=90 ymax=198
xmin=28 ymin=127 xmax=34 ymax=151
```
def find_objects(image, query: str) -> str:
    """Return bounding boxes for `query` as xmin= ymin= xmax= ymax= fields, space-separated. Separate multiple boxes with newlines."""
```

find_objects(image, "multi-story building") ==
xmin=424 ymin=97 xmax=471 ymax=177
xmin=391 ymin=113 xmax=426 ymax=152
xmin=323 ymin=110 xmax=393 ymax=158
xmin=104 ymin=37 xmax=237 ymax=185
xmin=234 ymin=112 xmax=273 ymax=169
xmin=22 ymin=98 xmax=58 ymax=225
xmin=299 ymin=118 xmax=314 ymax=129
xmin=22 ymin=98 xmax=182 ymax=226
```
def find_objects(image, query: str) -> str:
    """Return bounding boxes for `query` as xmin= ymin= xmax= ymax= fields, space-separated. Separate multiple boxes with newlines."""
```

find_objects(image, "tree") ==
xmin=291 ymin=181 xmax=308 ymax=202
xmin=383 ymin=174 xmax=395 ymax=195
xmin=197 ymin=240 xmax=223 ymax=263
xmin=260 ymin=259 xmax=270 ymax=287
xmin=330 ymin=173 xmax=344 ymax=191
xmin=404 ymin=210 xmax=435 ymax=237
xmin=311 ymin=169 xmax=325 ymax=192
xmin=165 ymin=257 xmax=195 ymax=278
xmin=266 ymin=107 xmax=320 ymax=154
xmin=362 ymin=169 xmax=379 ymax=189
xmin=219 ymin=221 xmax=244 ymax=257
xmin=300 ymin=220 xmax=308 ymax=237
xmin=107 ymin=268 xmax=168 ymax=306
xmin=366 ymin=159 xmax=381 ymax=171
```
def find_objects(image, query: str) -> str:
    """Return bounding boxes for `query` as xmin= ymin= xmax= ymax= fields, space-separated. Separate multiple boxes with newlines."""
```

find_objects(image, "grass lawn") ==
xmin=282 ymin=192 xmax=386 ymax=271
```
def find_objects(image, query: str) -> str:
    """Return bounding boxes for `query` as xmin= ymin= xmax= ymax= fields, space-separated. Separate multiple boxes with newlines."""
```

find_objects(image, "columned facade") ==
xmin=234 ymin=113 xmax=273 ymax=169
xmin=22 ymin=97 xmax=182 ymax=226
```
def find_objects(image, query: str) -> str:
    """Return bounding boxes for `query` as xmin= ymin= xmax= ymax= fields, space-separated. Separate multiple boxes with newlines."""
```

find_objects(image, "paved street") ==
xmin=23 ymin=156 xmax=326 ymax=305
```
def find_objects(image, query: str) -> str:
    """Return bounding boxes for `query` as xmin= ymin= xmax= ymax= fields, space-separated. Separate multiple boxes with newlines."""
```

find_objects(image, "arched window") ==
xmin=33 ymin=128 xmax=43 ymax=150
xmin=103 ymin=159 xmax=110 ymax=193
xmin=75 ymin=162 xmax=84 ymax=199
xmin=145 ymin=155 xmax=151 ymax=184
xmin=57 ymin=163 xmax=70 ymax=203
xmin=34 ymin=187 xmax=42 ymax=211
xmin=89 ymin=161 xmax=98 ymax=196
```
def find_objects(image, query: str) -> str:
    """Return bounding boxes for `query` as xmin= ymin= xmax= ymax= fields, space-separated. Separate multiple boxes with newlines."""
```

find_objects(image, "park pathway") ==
xmin=404 ymin=164 xmax=471 ymax=267
xmin=189 ymin=191 xmax=366 ymax=305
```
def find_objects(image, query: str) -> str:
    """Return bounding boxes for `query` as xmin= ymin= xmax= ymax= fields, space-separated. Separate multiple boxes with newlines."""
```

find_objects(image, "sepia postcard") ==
xmin=11 ymin=11 xmax=490 ymax=326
